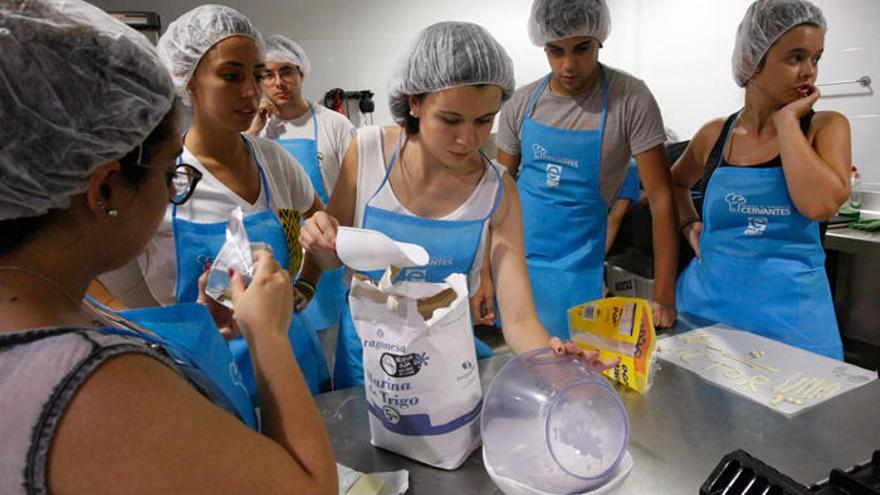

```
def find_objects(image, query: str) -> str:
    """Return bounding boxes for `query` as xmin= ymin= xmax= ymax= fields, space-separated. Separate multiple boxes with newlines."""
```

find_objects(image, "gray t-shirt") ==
xmin=496 ymin=65 xmax=665 ymax=204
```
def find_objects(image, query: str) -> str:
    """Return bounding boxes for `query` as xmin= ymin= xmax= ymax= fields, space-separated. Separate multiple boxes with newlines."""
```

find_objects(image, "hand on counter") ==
xmin=550 ymin=337 xmax=622 ymax=371
xmin=651 ymin=301 xmax=677 ymax=329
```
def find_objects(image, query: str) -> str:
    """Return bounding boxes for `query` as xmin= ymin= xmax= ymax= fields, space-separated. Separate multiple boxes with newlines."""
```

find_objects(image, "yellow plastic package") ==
xmin=568 ymin=297 xmax=656 ymax=393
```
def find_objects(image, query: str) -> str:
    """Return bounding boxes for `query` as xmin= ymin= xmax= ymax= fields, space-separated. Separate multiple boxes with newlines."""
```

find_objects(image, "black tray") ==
xmin=701 ymin=449 xmax=880 ymax=495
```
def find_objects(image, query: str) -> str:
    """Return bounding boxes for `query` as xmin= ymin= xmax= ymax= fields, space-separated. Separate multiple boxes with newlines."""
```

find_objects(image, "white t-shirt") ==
xmin=353 ymin=126 xmax=504 ymax=294
xmin=259 ymin=103 xmax=355 ymax=197
xmin=103 ymin=134 xmax=315 ymax=307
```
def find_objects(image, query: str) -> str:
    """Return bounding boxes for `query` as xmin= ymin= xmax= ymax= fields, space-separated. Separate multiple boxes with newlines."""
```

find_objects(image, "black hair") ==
xmin=0 ymin=102 xmax=179 ymax=255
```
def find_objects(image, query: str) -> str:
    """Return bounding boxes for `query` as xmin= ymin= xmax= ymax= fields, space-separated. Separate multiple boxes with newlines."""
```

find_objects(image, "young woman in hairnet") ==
xmin=673 ymin=0 xmax=850 ymax=359
xmin=107 ymin=5 xmax=331 ymax=395
xmin=299 ymin=22 xmax=615 ymax=389
xmin=0 ymin=1 xmax=336 ymax=493
xmin=494 ymin=0 xmax=679 ymax=337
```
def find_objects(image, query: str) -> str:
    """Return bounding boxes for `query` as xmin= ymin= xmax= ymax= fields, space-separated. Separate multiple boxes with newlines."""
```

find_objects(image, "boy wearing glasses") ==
xmin=247 ymin=35 xmax=356 ymax=334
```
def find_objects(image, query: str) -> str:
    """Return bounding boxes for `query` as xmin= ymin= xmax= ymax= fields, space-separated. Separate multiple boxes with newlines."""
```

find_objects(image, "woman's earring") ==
xmin=409 ymin=109 xmax=417 ymax=118
xmin=98 ymin=201 xmax=118 ymax=218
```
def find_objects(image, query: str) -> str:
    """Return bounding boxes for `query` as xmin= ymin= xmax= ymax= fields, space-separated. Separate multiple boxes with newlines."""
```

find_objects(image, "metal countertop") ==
xmin=825 ymin=226 xmax=880 ymax=256
xmin=316 ymin=320 xmax=880 ymax=494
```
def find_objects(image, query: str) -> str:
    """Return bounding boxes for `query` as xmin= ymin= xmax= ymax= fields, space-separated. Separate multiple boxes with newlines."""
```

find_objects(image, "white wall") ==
xmin=92 ymin=0 xmax=879 ymax=179
xmin=612 ymin=0 xmax=880 ymax=181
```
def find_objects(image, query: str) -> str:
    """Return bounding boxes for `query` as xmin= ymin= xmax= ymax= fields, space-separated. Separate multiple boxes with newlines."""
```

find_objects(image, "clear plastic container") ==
xmin=481 ymin=349 xmax=630 ymax=494
xmin=854 ymin=181 xmax=880 ymax=220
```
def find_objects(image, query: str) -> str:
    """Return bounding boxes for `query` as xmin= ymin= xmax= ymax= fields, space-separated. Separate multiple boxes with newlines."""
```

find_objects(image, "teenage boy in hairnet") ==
xmin=494 ymin=0 xmax=679 ymax=336
xmin=247 ymin=35 xmax=355 ymax=335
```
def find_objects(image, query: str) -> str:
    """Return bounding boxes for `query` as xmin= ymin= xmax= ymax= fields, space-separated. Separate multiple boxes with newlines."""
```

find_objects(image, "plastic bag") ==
xmin=350 ymin=270 xmax=482 ymax=470
xmin=205 ymin=207 xmax=268 ymax=308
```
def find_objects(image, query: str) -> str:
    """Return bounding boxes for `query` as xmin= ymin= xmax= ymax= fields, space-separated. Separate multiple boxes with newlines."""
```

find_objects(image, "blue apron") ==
xmin=676 ymin=112 xmax=843 ymax=359
xmin=333 ymin=141 xmax=503 ymax=389
xmin=276 ymin=105 xmax=347 ymax=332
xmin=86 ymin=299 xmax=259 ymax=430
xmin=172 ymin=136 xmax=330 ymax=399
xmin=517 ymin=71 xmax=610 ymax=339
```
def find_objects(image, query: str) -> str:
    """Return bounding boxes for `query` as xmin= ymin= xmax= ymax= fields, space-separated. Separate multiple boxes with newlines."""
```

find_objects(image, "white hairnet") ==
xmin=158 ymin=4 xmax=264 ymax=104
xmin=732 ymin=0 xmax=826 ymax=87
xmin=0 ymin=0 xmax=175 ymax=221
xmin=264 ymin=34 xmax=311 ymax=76
xmin=528 ymin=0 xmax=611 ymax=46
xmin=388 ymin=21 xmax=515 ymax=126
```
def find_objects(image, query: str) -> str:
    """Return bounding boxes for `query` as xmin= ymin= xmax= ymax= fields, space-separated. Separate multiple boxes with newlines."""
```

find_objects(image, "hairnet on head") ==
xmin=732 ymin=0 xmax=826 ymax=87
xmin=158 ymin=4 xmax=264 ymax=104
xmin=264 ymin=34 xmax=311 ymax=76
xmin=528 ymin=0 xmax=611 ymax=46
xmin=0 ymin=0 xmax=175 ymax=221
xmin=388 ymin=21 xmax=515 ymax=126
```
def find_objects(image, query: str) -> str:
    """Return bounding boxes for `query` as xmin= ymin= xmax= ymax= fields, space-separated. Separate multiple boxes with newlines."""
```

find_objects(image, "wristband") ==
xmin=295 ymin=279 xmax=316 ymax=298
xmin=679 ymin=218 xmax=699 ymax=232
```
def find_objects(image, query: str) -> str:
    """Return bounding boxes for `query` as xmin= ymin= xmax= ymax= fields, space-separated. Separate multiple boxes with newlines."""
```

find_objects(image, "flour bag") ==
xmin=350 ymin=270 xmax=481 ymax=470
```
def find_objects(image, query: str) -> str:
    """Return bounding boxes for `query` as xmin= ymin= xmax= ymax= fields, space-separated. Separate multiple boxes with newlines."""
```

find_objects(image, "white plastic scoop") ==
xmin=336 ymin=226 xmax=429 ymax=271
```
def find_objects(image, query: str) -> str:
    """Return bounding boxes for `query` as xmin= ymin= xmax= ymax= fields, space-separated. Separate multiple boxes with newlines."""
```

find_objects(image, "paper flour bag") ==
xmin=350 ymin=270 xmax=482 ymax=470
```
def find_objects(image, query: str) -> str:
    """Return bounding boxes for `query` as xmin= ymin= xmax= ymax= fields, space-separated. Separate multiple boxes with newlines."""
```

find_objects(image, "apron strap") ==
xmin=522 ymin=74 xmax=552 ymax=130
xmin=370 ymin=135 xmax=504 ymax=223
xmin=521 ymin=68 xmax=610 ymax=165
xmin=596 ymin=65 xmax=610 ymax=166
xmin=240 ymin=135 xmax=273 ymax=209
xmin=699 ymin=110 xmax=741 ymax=221
xmin=698 ymin=112 xmax=739 ymax=195
xmin=172 ymin=144 xmax=186 ymax=221
xmin=480 ymin=151 xmax=504 ymax=221
xmin=365 ymin=130 xmax=405 ymax=206
xmin=309 ymin=103 xmax=318 ymax=143
xmin=82 ymin=296 xmax=165 ymax=343
xmin=174 ymin=133 xmax=273 ymax=211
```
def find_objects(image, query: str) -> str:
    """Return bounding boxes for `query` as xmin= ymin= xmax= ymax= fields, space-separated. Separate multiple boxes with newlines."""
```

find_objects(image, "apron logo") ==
xmin=403 ymin=268 xmax=427 ymax=281
xmin=725 ymin=193 xmax=791 ymax=216
xmin=744 ymin=217 xmax=768 ymax=236
xmin=725 ymin=193 xmax=747 ymax=211
xmin=546 ymin=164 xmax=562 ymax=188
xmin=532 ymin=143 xmax=579 ymax=169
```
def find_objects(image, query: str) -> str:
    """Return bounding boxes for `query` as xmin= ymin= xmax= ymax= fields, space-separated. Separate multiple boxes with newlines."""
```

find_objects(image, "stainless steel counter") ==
xmin=825 ymin=226 xmax=880 ymax=256
xmin=317 ymin=320 xmax=880 ymax=494
xmin=824 ymin=226 xmax=880 ymax=368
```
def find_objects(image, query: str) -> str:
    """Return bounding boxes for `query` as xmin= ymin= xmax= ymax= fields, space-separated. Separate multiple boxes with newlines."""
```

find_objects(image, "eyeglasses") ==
xmin=137 ymin=162 xmax=203 ymax=205
xmin=259 ymin=66 xmax=300 ymax=85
